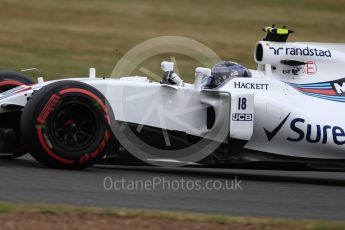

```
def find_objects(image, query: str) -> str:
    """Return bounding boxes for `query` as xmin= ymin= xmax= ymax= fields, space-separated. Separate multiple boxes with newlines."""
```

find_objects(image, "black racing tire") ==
xmin=0 ymin=70 xmax=33 ymax=159
xmin=0 ymin=70 xmax=33 ymax=93
xmin=20 ymin=80 xmax=112 ymax=169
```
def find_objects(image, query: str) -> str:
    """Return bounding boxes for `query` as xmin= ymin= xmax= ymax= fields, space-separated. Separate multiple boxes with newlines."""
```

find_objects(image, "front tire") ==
xmin=21 ymin=81 xmax=112 ymax=169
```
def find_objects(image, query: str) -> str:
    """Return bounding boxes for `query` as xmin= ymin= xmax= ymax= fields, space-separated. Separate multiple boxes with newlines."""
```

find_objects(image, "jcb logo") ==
xmin=232 ymin=113 xmax=252 ymax=121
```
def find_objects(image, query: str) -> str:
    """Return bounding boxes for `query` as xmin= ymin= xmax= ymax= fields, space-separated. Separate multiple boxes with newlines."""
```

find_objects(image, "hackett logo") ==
xmin=269 ymin=46 xmax=332 ymax=57
xmin=234 ymin=82 xmax=269 ymax=90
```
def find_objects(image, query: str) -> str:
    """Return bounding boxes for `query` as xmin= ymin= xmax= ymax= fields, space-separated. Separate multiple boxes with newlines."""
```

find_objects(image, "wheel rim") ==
xmin=49 ymin=99 xmax=99 ymax=152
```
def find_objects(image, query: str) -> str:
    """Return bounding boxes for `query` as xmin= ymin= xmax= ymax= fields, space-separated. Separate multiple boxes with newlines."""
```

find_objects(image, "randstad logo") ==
xmin=269 ymin=46 xmax=332 ymax=57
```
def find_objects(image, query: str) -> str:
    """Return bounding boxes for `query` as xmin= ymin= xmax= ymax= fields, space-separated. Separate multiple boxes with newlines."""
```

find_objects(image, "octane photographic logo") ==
xmin=105 ymin=36 xmax=226 ymax=167
xmin=103 ymin=176 xmax=243 ymax=192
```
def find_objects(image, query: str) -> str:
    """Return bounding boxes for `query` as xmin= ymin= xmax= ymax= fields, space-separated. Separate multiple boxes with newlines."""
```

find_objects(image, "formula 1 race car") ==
xmin=1 ymin=26 xmax=345 ymax=170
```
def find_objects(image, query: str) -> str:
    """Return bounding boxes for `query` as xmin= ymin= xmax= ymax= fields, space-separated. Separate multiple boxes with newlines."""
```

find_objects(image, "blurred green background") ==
xmin=0 ymin=0 xmax=345 ymax=82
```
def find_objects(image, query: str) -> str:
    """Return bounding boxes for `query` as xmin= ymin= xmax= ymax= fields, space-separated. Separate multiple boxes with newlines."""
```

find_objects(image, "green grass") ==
xmin=0 ymin=202 xmax=345 ymax=230
xmin=0 ymin=0 xmax=345 ymax=82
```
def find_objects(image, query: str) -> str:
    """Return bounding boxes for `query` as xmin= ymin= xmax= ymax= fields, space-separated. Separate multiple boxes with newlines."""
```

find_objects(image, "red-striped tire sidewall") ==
xmin=21 ymin=81 xmax=112 ymax=169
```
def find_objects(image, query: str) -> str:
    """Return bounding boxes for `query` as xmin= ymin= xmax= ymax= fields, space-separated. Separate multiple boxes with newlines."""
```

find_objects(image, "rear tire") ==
xmin=0 ymin=70 xmax=33 ymax=159
xmin=20 ymin=80 xmax=112 ymax=169
xmin=0 ymin=70 xmax=33 ymax=93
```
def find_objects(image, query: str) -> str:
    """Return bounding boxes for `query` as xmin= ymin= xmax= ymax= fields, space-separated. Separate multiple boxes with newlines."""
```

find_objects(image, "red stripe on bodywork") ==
xmin=15 ymin=87 xmax=32 ymax=94
xmin=36 ymin=128 xmax=74 ymax=165
xmin=299 ymin=88 xmax=336 ymax=95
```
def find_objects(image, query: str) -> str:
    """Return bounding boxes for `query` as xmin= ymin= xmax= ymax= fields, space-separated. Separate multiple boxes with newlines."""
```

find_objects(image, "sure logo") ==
xmin=264 ymin=114 xmax=345 ymax=145
xmin=288 ymin=118 xmax=345 ymax=145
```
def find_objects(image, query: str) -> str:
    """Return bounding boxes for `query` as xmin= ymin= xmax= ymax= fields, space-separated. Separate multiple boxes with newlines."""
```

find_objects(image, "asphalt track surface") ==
xmin=1 ymin=155 xmax=345 ymax=221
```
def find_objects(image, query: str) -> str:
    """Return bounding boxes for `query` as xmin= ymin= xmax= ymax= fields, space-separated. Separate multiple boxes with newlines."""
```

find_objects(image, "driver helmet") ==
xmin=202 ymin=61 xmax=251 ymax=89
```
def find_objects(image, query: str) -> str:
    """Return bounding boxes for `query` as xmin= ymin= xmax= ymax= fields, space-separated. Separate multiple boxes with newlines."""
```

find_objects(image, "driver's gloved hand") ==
xmin=160 ymin=71 xmax=174 ymax=84
xmin=160 ymin=61 xmax=184 ymax=86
